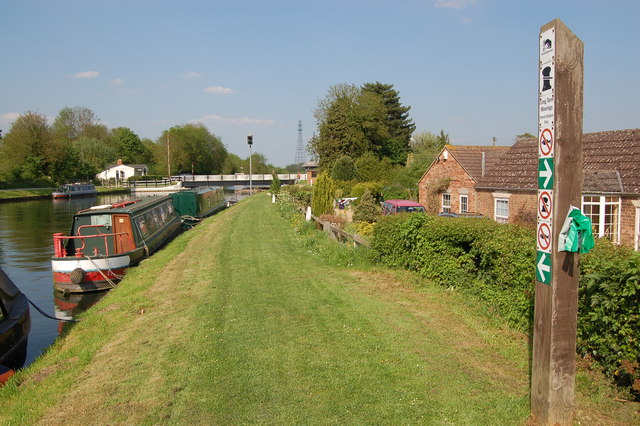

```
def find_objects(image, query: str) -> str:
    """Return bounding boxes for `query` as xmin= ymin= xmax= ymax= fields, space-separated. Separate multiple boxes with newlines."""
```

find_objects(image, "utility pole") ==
xmin=247 ymin=134 xmax=253 ymax=195
xmin=531 ymin=18 xmax=584 ymax=425
xmin=167 ymin=131 xmax=171 ymax=180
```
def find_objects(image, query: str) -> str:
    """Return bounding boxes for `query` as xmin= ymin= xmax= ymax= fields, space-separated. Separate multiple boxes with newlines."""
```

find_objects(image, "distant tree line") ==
xmin=0 ymin=106 xmax=288 ymax=187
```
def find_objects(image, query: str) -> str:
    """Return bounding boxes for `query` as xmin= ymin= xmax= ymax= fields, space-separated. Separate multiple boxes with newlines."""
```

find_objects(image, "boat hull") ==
xmin=0 ymin=268 xmax=31 ymax=371
xmin=51 ymin=253 xmax=137 ymax=293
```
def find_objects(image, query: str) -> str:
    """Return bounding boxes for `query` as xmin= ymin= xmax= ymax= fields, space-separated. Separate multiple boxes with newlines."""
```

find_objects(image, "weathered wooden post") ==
xmin=531 ymin=19 xmax=584 ymax=425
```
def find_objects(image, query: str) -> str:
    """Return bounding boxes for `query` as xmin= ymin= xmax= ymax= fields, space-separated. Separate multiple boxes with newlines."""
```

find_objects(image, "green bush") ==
xmin=381 ymin=184 xmax=411 ymax=201
xmin=311 ymin=172 xmax=336 ymax=216
xmin=371 ymin=214 xmax=640 ymax=397
xmin=579 ymin=239 xmax=640 ymax=397
xmin=351 ymin=181 xmax=383 ymax=202
xmin=280 ymin=185 xmax=312 ymax=210
xmin=353 ymin=190 xmax=381 ymax=223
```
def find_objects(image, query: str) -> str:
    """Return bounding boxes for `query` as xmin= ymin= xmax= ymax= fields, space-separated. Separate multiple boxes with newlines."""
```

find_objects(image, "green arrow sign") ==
xmin=538 ymin=157 xmax=554 ymax=190
xmin=536 ymin=250 xmax=552 ymax=285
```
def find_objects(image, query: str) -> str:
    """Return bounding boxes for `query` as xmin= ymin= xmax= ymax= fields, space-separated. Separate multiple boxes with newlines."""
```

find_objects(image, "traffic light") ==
xmin=247 ymin=134 xmax=253 ymax=145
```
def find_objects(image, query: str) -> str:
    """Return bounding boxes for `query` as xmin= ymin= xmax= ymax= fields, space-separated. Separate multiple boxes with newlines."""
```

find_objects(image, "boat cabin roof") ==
xmin=75 ymin=195 xmax=172 ymax=216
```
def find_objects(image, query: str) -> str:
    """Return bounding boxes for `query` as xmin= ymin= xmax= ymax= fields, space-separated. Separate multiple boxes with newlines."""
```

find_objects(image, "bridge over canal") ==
xmin=129 ymin=173 xmax=302 ymax=189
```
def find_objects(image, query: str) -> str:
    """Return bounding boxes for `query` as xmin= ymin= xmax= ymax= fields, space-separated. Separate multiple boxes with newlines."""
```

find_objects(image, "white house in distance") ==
xmin=96 ymin=159 xmax=148 ymax=182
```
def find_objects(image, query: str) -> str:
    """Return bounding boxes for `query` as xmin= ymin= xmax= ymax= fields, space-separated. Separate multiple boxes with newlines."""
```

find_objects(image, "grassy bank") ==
xmin=1 ymin=194 xmax=636 ymax=424
xmin=0 ymin=186 xmax=128 ymax=200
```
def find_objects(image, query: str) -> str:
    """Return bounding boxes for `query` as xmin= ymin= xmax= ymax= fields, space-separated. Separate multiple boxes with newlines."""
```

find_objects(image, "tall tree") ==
xmin=361 ymin=82 xmax=416 ymax=165
xmin=156 ymin=124 xmax=228 ymax=175
xmin=310 ymin=84 xmax=387 ymax=170
xmin=0 ymin=112 xmax=57 ymax=181
xmin=111 ymin=127 xmax=153 ymax=164
xmin=52 ymin=106 xmax=108 ymax=141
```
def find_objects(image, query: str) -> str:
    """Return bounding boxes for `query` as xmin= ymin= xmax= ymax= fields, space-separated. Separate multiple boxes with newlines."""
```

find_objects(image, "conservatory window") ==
xmin=582 ymin=195 xmax=621 ymax=244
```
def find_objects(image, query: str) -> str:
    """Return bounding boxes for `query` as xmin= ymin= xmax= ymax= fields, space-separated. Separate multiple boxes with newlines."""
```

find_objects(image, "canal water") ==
xmin=0 ymin=188 xmax=248 ymax=368
xmin=0 ymin=194 xmax=130 ymax=367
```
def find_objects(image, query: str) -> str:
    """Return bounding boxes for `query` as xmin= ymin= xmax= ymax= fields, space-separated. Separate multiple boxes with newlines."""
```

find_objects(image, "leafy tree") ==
xmin=330 ymin=155 xmax=355 ymax=181
xmin=353 ymin=190 xmax=381 ymax=223
xmin=284 ymin=162 xmax=303 ymax=173
xmin=112 ymin=127 xmax=153 ymax=164
xmin=156 ymin=124 xmax=228 ymax=175
xmin=387 ymin=130 xmax=449 ymax=200
xmin=310 ymin=84 xmax=387 ymax=169
xmin=354 ymin=152 xmax=394 ymax=183
xmin=52 ymin=106 xmax=108 ymax=141
xmin=362 ymin=82 xmax=416 ymax=165
xmin=73 ymin=136 xmax=118 ymax=171
xmin=311 ymin=172 xmax=336 ymax=216
xmin=269 ymin=172 xmax=281 ymax=194
xmin=0 ymin=112 xmax=57 ymax=182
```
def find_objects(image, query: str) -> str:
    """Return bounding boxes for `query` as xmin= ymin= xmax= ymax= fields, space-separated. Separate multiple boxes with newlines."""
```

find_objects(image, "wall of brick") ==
xmin=476 ymin=190 xmax=536 ymax=224
xmin=620 ymin=198 xmax=639 ymax=248
xmin=418 ymin=156 xmax=477 ymax=213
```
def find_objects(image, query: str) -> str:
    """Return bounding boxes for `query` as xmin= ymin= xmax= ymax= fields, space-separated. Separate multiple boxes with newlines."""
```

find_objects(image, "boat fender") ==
xmin=0 ymin=365 xmax=15 ymax=386
xmin=143 ymin=244 xmax=150 ymax=258
xmin=69 ymin=268 xmax=86 ymax=285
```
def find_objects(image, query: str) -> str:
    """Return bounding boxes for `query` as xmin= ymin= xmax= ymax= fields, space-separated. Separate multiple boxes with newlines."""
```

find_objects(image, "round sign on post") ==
xmin=539 ymin=128 xmax=554 ymax=157
xmin=537 ymin=222 xmax=552 ymax=252
xmin=538 ymin=190 xmax=553 ymax=220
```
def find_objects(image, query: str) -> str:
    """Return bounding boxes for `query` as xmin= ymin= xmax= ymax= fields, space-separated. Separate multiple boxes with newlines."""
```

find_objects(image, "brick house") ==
xmin=418 ymin=145 xmax=510 ymax=214
xmin=303 ymin=161 xmax=319 ymax=185
xmin=474 ymin=129 xmax=640 ymax=249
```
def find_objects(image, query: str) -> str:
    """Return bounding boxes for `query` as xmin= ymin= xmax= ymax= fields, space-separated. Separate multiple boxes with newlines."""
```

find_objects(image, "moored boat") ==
xmin=51 ymin=196 xmax=182 ymax=293
xmin=52 ymin=183 xmax=98 ymax=199
xmin=171 ymin=186 xmax=226 ymax=226
xmin=0 ymin=267 xmax=31 ymax=373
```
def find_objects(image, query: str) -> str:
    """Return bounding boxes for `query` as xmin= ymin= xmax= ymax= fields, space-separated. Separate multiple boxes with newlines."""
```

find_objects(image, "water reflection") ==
xmin=54 ymin=290 xmax=108 ymax=334
xmin=0 ymin=193 xmax=129 ymax=366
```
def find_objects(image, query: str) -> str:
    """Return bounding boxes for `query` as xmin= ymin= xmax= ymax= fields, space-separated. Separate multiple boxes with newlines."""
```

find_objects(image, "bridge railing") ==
xmin=173 ymin=173 xmax=300 ymax=183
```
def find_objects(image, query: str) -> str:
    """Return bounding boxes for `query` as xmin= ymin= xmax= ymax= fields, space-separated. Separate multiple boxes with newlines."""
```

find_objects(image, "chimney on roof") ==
xmin=117 ymin=159 xmax=123 ymax=166
xmin=481 ymin=152 xmax=486 ymax=177
xmin=492 ymin=136 xmax=496 ymax=147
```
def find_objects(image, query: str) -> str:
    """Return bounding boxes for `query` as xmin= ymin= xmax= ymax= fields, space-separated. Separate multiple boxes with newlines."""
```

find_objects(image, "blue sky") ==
xmin=2 ymin=0 xmax=638 ymax=167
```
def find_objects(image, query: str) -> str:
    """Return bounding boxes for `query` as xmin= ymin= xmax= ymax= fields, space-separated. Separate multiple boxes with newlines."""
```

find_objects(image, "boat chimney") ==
xmin=117 ymin=158 xmax=123 ymax=166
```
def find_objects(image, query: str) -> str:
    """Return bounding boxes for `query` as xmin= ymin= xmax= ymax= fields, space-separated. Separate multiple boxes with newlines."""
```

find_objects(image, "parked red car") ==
xmin=381 ymin=199 xmax=426 ymax=215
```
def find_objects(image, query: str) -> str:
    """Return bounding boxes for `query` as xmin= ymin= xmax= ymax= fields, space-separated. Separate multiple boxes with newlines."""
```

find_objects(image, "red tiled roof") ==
xmin=444 ymin=145 xmax=511 ymax=181
xmin=475 ymin=129 xmax=640 ymax=194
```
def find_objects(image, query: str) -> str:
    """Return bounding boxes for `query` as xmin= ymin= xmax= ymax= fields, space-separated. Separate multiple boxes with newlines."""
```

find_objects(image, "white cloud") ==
xmin=192 ymin=114 xmax=276 ymax=126
xmin=182 ymin=71 xmax=204 ymax=79
xmin=110 ymin=78 xmax=125 ymax=85
xmin=434 ymin=0 xmax=477 ymax=9
xmin=0 ymin=112 xmax=20 ymax=128
xmin=203 ymin=86 xmax=234 ymax=94
xmin=72 ymin=70 xmax=100 ymax=79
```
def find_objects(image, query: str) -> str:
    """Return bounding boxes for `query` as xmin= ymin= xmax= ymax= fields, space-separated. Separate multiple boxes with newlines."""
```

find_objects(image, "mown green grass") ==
xmin=0 ymin=188 xmax=53 ymax=199
xmin=0 ymin=193 xmax=636 ymax=424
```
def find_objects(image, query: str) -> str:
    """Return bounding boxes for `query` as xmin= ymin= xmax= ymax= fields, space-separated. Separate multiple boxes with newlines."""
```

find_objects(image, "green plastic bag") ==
xmin=558 ymin=206 xmax=595 ymax=253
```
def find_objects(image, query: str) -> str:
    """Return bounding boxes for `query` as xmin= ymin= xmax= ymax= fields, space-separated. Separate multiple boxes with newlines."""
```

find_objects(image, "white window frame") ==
xmin=460 ymin=194 xmax=468 ymax=214
xmin=442 ymin=192 xmax=451 ymax=213
xmin=495 ymin=199 xmax=509 ymax=223
xmin=581 ymin=195 xmax=621 ymax=244
xmin=492 ymin=192 xmax=511 ymax=224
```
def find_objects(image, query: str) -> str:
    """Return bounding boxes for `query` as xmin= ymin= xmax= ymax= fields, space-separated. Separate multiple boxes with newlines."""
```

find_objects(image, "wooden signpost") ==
xmin=531 ymin=19 xmax=584 ymax=425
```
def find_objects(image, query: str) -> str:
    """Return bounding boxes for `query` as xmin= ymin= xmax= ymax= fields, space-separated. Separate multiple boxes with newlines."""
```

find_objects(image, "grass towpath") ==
xmin=1 ymin=194 xmax=635 ymax=424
